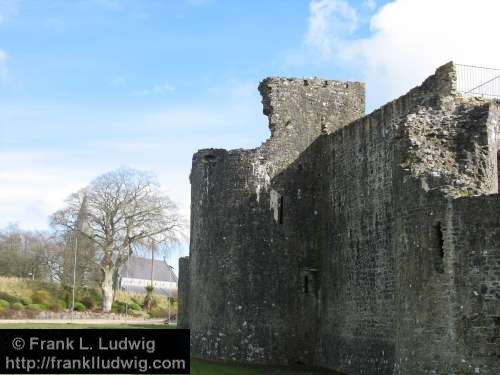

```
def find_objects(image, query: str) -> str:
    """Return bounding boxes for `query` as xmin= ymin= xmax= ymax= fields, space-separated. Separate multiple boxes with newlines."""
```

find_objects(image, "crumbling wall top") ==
xmin=258 ymin=77 xmax=365 ymax=139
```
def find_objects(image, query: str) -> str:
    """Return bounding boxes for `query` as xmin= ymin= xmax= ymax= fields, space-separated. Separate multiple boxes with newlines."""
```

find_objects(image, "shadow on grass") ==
xmin=180 ymin=358 xmax=345 ymax=375
xmin=0 ymin=324 xmax=344 ymax=374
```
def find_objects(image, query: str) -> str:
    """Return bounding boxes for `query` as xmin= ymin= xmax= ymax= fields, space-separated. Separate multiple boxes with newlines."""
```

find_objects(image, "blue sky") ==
xmin=2 ymin=0 xmax=500 ymax=267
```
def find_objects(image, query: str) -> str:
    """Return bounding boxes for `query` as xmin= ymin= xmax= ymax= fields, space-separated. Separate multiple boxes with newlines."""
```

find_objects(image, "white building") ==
xmin=118 ymin=256 xmax=178 ymax=297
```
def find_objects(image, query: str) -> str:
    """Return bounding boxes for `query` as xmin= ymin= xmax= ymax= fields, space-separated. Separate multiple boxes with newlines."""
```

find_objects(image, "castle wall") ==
xmin=187 ymin=147 xmax=293 ymax=362
xmin=390 ymin=194 xmax=500 ymax=375
xmin=179 ymin=62 xmax=500 ymax=374
xmin=184 ymin=78 xmax=365 ymax=364
xmin=391 ymin=99 xmax=499 ymax=375
xmin=177 ymin=256 xmax=190 ymax=329
xmin=280 ymin=63 xmax=471 ymax=374
xmin=450 ymin=196 xmax=500 ymax=373
xmin=312 ymin=111 xmax=398 ymax=374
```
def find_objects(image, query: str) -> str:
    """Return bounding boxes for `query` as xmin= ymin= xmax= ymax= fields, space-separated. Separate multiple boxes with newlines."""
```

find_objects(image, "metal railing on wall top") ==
xmin=456 ymin=63 xmax=500 ymax=98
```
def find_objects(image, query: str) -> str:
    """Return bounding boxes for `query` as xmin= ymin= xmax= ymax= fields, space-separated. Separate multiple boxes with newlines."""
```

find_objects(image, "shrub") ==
xmin=73 ymin=302 xmax=86 ymax=312
xmin=112 ymin=301 xmax=127 ymax=314
xmin=0 ymin=292 xmax=19 ymax=304
xmin=20 ymin=296 xmax=32 ymax=305
xmin=75 ymin=288 xmax=102 ymax=310
xmin=0 ymin=299 xmax=10 ymax=309
xmin=80 ymin=295 xmax=97 ymax=310
xmin=0 ymin=277 xmax=32 ymax=298
xmin=27 ymin=304 xmax=44 ymax=311
xmin=149 ymin=307 xmax=168 ymax=318
xmin=129 ymin=303 xmax=141 ymax=311
xmin=56 ymin=299 xmax=67 ymax=309
xmin=49 ymin=302 xmax=64 ymax=312
xmin=32 ymin=290 xmax=52 ymax=305
xmin=11 ymin=302 xmax=24 ymax=310
xmin=131 ymin=295 xmax=142 ymax=305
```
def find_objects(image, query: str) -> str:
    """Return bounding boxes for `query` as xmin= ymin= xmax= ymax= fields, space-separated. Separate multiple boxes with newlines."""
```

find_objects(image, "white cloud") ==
xmin=132 ymin=83 xmax=176 ymax=96
xmin=305 ymin=0 xmax=500 ymax=109
xmin=0 ymin=165 xmax=88 ymax=230
xmin=306 ymin=0 xmax=357 ymax=60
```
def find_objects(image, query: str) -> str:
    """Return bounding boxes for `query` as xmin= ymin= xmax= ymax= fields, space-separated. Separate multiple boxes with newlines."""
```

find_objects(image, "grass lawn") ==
xmin=0 ymin=323 xmax=172 ymax=329
xmin=0 ymin=323 xmax=338 ymax=375
xmin=187 ymin=359 xmax=340 ymax=375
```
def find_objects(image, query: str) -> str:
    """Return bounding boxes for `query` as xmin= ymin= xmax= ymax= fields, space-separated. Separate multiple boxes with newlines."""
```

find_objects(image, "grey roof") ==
xmin=119 ymin=256 xmax=178 ymax=283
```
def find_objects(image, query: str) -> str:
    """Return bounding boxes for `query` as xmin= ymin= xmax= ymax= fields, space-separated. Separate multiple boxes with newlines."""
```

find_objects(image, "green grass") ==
xmin=186 ymin=359 xmax=339 ymax=375
xmin=0 ymin=323 xmax=172 ymax=329
xmin=0 ymin=323 xmax=336 ymax=375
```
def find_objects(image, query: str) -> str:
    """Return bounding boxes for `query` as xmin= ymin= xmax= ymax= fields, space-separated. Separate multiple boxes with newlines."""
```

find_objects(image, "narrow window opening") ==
xmin=434 ymin=222 xmax=445 ymax=273
xmin=278 ymin=196 xmax=284 ymax=224
xmin=269 ymin=190 xmax=283 ymax=224
xmin=303 ymin=275 xmax=309 ymax=294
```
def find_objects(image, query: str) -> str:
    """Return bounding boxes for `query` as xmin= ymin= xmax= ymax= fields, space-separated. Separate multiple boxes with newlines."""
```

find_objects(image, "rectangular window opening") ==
xmin=278 ymin=196 xmax=284 ymax=224
xmin=434 ymin=222 xmax=445 ymax=273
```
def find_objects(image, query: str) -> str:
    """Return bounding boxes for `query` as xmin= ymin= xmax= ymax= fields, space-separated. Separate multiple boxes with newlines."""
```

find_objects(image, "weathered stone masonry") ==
xmin=178 ymin=63 xmax=500 ymax=375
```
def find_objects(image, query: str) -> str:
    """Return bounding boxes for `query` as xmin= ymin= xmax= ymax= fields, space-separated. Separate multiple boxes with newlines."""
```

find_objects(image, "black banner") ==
xmin=0 ymin=329 xmax=190 ymax=374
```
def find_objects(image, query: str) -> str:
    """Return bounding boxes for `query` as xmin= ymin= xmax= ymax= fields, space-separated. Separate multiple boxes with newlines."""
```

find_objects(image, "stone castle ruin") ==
xmin=178 ymin=63 xmax=500 ymax=374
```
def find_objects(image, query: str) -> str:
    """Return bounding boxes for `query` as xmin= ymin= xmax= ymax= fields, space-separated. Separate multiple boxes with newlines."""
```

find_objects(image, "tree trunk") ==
xmin=101 ymin=266 xmax=114 ymax=312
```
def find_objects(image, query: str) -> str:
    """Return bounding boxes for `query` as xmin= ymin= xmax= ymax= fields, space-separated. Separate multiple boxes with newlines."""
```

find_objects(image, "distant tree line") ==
xmin=0 ymin=225 xmax=62 ymax=281
xmin=0 ymin=224 xmax=99 ymax=288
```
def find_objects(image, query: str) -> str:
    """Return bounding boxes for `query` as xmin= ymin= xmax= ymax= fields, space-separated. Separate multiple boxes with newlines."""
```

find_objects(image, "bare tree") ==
xmin=51 ymin=167 xmax=183 ymax=312
xmin=58 ymin=198 xmax=100 ymax=290
xmin=0 ymin=225 xmax=65 ymax=281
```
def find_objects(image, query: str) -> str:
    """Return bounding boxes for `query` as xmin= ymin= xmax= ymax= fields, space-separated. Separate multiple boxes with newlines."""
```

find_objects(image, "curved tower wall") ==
xmin=184 ymin=78 xmax=365 ymax=363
